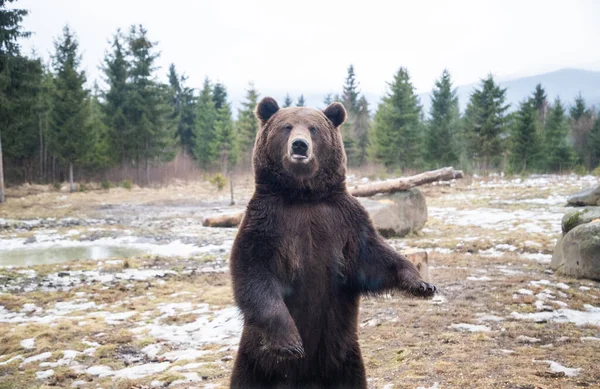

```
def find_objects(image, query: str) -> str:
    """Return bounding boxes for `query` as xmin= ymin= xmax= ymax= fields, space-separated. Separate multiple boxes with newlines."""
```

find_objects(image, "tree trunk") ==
xmin=0 ymin=130 xmax=5 ymax=204
xmin=146 ymin=158 xmax=150 ymax=187
xmin=229 ymin=172 xmax=235 ymax=206
xmin=69 ymin=162 xmax=75 ymax=192
xmin=348 ymin=167 xmax=463 ymax=197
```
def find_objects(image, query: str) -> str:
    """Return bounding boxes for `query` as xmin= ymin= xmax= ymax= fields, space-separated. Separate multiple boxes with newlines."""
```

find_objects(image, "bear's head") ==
xmin=252 ymin=97 xmax=347 ymax=200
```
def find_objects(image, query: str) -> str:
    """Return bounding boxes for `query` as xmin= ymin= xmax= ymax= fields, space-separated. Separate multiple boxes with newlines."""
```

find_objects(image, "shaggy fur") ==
xmin=229 ymin=97 xmax=437 ymax=389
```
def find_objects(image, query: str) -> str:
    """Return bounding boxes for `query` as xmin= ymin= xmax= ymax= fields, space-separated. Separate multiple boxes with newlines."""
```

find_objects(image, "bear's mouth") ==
xmin=292 ymin=154 xmax=308 ymax=161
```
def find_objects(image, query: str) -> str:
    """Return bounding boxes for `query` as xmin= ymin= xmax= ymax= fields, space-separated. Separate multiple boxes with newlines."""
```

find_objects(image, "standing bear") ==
xmin=229 ymin=97 xmax=437 ymax=389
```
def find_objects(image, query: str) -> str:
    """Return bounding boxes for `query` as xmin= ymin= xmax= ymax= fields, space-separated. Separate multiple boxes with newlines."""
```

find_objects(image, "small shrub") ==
xmin=573 ymin=165 xmax=587 ymax=176
xmin=101 ymin=179 xmax=113 ymax=190
xmin=52 ymin=182 xmax=61 ymax=191
xmin=593 ymin=166 xmax=600 ymax=177
xmin=79 ymin=183 xmax=88 ymax=192
xmin=209 ymin=173 xmax=227 ymax=191
xmin=120 ymin=179 xmax=133 ymax=190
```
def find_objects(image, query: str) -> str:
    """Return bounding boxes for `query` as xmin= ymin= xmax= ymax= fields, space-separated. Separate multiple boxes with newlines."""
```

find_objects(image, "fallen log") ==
xmin=348 ymin=166 xmax=463 ymax=197
xmin=202 ymin=166 xmax=463 ymax=228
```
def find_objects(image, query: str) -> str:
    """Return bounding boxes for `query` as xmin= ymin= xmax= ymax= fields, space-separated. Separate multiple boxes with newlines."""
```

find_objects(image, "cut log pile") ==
xmin=202 ymin=167 xmax=463 ymax=228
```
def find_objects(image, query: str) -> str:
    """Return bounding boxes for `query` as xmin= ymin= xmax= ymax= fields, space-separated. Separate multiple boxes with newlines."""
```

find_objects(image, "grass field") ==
xmin=0 ymin=173 xmax=599 ymax=389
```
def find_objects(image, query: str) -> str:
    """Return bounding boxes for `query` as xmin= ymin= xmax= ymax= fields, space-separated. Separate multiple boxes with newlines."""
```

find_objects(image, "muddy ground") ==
xmin=0 ymin=173 xmax=599 ymax=389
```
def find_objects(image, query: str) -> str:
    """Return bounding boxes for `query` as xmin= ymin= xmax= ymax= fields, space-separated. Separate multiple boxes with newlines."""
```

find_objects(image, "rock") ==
xmin=567 ymin=184 xmax=600 ymax=206
xmin=550 ymin=235 xmax=565 ymax=271
xmin=358 ymin=188 xmax=427 ymax=238
xmin=562 ymin=207 xmax=600 ymax=233
xmin=558 ymin=222 xmax=600 ymax=280
xmin=203 ymin=212 xmax=244 ymax=228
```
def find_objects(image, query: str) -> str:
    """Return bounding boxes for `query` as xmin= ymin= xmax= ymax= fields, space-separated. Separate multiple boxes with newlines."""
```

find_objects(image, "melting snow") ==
xmin=449 ymin=323 xmax=491 ymax=332
xmin=20 ymin=338 xmax=35 ymax=350
xmin=534 ymin=360 xmax=581 ymax=377
xmin=35 ymin=369 xmax=55 ymax=379
xmin=511 ymin=304 xmax=600 ymax=326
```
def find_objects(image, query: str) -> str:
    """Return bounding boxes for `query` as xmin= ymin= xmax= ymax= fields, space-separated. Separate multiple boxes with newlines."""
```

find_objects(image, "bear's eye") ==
xmin=283 ymin=124 xmax=293 ymax=132
xmin=309 ymin=127 xmax=317 ymax=135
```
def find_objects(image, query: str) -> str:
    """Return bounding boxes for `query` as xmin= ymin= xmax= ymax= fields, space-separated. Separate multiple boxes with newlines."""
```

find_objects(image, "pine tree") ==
xmin=167 ymin=63 xmax=195 ymax=154
xmin=296 ymin=94 xmax=306 ymax=107
xmin=100 ymin=29 xmax=129 ymax=166
xmin=236 ymin=83 xmax=260 ymax=157
xmin=589 ymin=117 xmax=600 ymax=170
xmin=543 ymin=98 xmax=574 ymax=172
xmin=193 ymin=78 xmax=218 ymax=167
xmin=282 ymin=93 xmax=293 ymax=108
xmin=509 ymin=99 xmax=539 ymax=173
xmin=372 ymin=67 xmax=423 ymax=170
xmin=213 ymin=82 xmax=227 ymax=110
xmin=125 ymin=24 xmax=175 ymax=185
xmin=323 ymin=93 xmax=334 ymax=106
xmin=426 ymin=69 xmax=459 ymax=168
xmin=463 ymin=74 xmax=509 ymax=171
xmin=0 ymin=0 xmax=34 ymax=202
xmin=50 ymin=25 xmax=93 ymax=192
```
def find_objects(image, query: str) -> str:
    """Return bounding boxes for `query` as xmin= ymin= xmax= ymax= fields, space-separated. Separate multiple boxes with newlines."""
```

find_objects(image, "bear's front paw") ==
xmin=410 ymin=281 xmax=437 ymax=298
xmin=260 ymin=331 xmax=305 ymax=359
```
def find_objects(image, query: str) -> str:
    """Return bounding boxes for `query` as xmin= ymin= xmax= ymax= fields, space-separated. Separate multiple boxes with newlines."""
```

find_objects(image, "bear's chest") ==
xmin=274 ymin=203 xmax=348 ymax=279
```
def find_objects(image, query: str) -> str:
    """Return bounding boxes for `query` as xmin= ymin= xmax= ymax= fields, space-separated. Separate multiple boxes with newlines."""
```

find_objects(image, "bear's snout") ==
xmin=287 ymin=127 xmax=313 ymax=163
xmin=291 ymin=139 xmax=309 ymax=159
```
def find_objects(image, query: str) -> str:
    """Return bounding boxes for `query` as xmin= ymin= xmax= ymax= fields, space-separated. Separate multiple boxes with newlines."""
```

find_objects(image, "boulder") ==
xmin=358 ymin=188 xmax=427 ymax=238
xmin=561 ymin=207 xmax=600 ymax=234
xmin=567 ymin=184 xmax=600 ymax=206
xmin=553 ymin=221 xmax=600 ymax=280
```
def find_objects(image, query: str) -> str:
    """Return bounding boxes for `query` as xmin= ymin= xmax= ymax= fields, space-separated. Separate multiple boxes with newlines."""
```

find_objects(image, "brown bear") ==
xmin=229 ymin=97 xmax=437 ymax=389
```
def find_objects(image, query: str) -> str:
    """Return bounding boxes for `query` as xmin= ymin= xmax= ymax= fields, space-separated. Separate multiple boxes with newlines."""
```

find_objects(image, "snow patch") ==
xmin=449 ymin=323 xmax=490 ymax=332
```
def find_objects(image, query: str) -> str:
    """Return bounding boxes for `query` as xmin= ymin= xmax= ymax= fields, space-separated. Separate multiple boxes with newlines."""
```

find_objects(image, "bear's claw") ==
xmin=411 ymin=281 xmax=437 ymax=297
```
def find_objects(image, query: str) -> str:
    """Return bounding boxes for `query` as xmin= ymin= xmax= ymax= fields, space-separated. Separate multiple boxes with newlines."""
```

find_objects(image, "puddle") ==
xmin=0 ymin=246 xmax=145 ymax=267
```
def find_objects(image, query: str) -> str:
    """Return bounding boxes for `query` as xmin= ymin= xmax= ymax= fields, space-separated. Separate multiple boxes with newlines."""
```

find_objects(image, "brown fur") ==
xmin=229 ymin=97 xmax=436 ymax=389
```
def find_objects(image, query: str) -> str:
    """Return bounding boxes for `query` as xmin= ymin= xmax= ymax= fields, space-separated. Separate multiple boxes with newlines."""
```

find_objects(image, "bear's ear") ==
xmin=323 ymin=102 xmax=347 ymax=128
xmin=255 ymin=97 xmax=280 ymax=125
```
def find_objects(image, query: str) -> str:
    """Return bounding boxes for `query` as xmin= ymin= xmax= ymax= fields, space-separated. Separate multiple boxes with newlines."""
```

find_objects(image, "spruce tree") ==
xmin=296 ymin=94 xmax=306 ymax=107
xmin=85 ymin=83 xmax=111 ymax=172
xmin=426 ymin=69 xmax=459 ymax=168
xmin=354 ymin=95 xmax=371 ymax=166
xmin=589 ymin=117 xmax=600 ymax=170
xmin=168 ymin=63 xmax=196 ymax=154
xmin=543 ymin=98 xmax=574 ymax=172
xmin=463 ymin=74 xmax=509 ymax=171
xmin=342 ymin=65 xmax=359 ymax=112
xmin=372 ymin=67 xmax=423 ymax=170
xmin=323 ymin=93 xmax=334 ymax=106
xmin=126 ymin=25 xmax=175 ymax=184
xmin=100 ymin=29 xmax=129 ymax=165
xmin=570 ymin=93 xmax=587 ymax=121
xmin=236 ymin=83 xmax=260 ymax=157
xmin=214 ymin=101 xmax=237 ymax=174
xmin=193 ymin=78 xmax=218 ymax=167
xmin=282 ymin=93 xmax=293 ymax=108
xmin=509 ymin=99 xmax=539 ymax=173
xmin=532 ymin=83 xmax=548 ymax=128
xmin=50 ymin=25 xmax=92 ymax=192
xmin=340 ymin=65 xmax=363 ymax=167
xmin=569 ymin=93 xmax=594 ymax=169
xmin=213 ymin=82 xmax=227 ymax=110
xmin=0 ymin=0 xmax=34 ymax=202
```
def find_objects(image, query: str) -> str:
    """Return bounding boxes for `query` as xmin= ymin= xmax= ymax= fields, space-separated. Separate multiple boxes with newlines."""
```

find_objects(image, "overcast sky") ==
xmin=13 ymin=0 xmax=600 ymax=107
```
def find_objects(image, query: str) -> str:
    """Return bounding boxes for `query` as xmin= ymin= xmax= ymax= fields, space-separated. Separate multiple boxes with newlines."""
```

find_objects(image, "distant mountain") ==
xmin=418 ymin=68 xmax=600 ymax=115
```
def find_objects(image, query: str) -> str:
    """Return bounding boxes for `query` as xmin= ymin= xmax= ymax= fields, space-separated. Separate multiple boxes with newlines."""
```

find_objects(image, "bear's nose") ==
xmin=291 ymin=139 xmax=309 ymax=156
